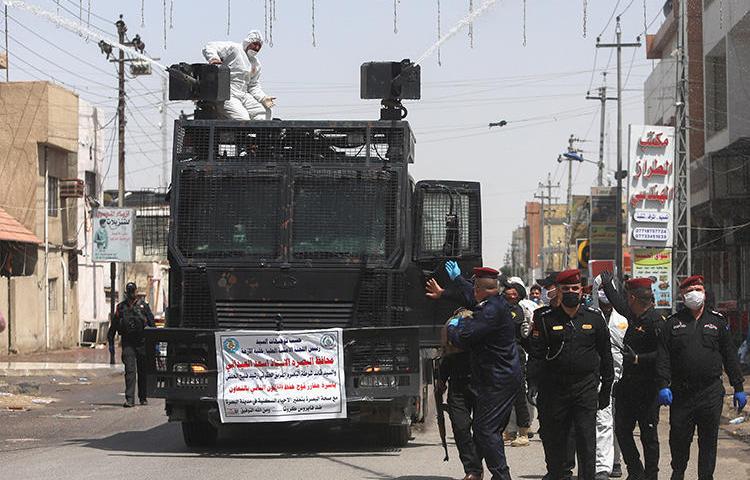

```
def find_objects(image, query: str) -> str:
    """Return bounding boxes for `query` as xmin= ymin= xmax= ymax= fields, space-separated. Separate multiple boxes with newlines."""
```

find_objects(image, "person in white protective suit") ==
xmin=504 ymin=277 xmax=541 ymax=447
xmin=593 ymin=276 xmax=627 ymax=479
xmin=202 ymin=30 xmax=275 ymax=120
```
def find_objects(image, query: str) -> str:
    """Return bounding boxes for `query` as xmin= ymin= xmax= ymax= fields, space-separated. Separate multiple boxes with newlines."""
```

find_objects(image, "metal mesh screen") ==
xmin=172 ymin=122 xmax=407 ymax=164
xmin=175 ymin=169 xmax=282 ymax=259
xmin=136 ymin=188 xmax=169 ymax=257
xmin=292 ymin=169 xmax=398 ymax=260
xmin=354 ymin=272 xmax=407 ymax=327
xmin=419 ymin=190 xmax=481 ymax=257
xmin=180 ymin=268 xmax=215 ymax=328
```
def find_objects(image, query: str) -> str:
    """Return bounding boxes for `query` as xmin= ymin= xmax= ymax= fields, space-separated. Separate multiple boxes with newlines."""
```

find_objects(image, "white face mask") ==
xmin=683 ymin=290 xmax=705 ymax=310
xmin=246 ymin=48 xmax=258 ymax=58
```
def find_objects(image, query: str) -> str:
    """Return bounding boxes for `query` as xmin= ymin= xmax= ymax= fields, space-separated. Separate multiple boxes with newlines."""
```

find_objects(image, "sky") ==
xmin=2 ymin=0 xmax=666 ymax=269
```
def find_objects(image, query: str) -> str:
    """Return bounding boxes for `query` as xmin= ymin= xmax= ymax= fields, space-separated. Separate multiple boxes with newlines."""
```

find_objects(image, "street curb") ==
xmin=0 ymin=362 xmax=124 ymax=378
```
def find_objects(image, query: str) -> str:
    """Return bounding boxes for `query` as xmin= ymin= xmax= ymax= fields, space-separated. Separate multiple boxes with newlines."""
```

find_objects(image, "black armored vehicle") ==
xmin=144 ymin=60 xmax=483 ymax=447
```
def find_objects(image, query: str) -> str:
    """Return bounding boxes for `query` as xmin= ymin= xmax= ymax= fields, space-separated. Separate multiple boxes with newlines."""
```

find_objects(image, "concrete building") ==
xmin=0 ymin=81 xmax=81 ymax=353
xmin=76 ymin=102 xmax=108 ymax=344
xmin=692 ymin=0 xmax=750 ymax=325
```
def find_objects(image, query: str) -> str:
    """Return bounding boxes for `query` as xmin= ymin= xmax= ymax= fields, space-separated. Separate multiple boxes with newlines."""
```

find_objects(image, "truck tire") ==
xmin=181 ymin=421 xmax=217 ymax=448
xmin=383 ymin=424 xmax=411 ymax=448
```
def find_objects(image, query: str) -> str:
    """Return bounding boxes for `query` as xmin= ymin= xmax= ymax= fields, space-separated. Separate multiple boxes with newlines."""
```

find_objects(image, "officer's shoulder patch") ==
xmin=539 ymin=308 xmax=554 ymax=317
xmin=710 ymin=310 xmax=724 ymax=318
xmin=584 ymin=305 xmax=601 ymax=313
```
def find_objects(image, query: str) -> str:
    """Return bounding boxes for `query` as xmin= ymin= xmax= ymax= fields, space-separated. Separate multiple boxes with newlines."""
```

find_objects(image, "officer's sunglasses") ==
xmin=559 ymin=285 xmax=582 ymax=293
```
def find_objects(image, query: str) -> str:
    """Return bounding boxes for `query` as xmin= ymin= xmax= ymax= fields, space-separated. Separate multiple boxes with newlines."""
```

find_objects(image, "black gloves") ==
xmin=600 ymin=270 xmax=614 ymax=285
xmin=622 ymin=344 xmax=638 ymax=365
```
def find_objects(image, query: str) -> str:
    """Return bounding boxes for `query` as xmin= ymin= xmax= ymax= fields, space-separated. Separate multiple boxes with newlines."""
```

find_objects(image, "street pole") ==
xmin=4 ymin=5 xmax=8 ymax=82
xmin=596 ymin=17 xmax=640 ymax=281
xmin=535 ymin=173 xmax=560 ymax=275
xmin=586 ymin=71 xmax=618 ymax=187
xmin=161 ymin=75 xmax=169 ymax=189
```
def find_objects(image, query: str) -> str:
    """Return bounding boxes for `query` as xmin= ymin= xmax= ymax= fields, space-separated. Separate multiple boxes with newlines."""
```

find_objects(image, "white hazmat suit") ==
xmin=593 ymin=277 xmax=627 ymax=475
xmin=202 ymin=30 xmax=272 ymax=120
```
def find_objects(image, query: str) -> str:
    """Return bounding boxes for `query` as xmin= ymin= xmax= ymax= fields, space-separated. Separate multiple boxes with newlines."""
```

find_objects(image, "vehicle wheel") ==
xmin=383 ymin=423 xmax=411 ymax=447
xmin=181 ymin=421 xmax=217 ymax=448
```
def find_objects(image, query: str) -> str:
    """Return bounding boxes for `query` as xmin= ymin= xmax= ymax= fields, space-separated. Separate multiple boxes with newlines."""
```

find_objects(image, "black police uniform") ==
xmin=602 ymin=279 xmax=664 ymax=480
xmin=656 ymin=308 xmax=744 ymax=480
xmin=440 ymin=351 xmax=483 ymax=477
xmin=448 ymin=277 xmax=522 ymax=480
xmin=527 ymin=304 xmax=614 ymax=480
xmin=108 ymin=297 xmax=155 ymax=405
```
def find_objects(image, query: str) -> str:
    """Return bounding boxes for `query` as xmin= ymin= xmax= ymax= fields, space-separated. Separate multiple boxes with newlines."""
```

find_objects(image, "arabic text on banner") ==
xmin=92 ymin=208 xmax=135 ymax=263
xmin=626 ymin=125 xmax=675 ymax=248
xmin=632 ymin=248 xmax=673 ymax=309
xmin=216 ymin=329 xmax=347 ymax=423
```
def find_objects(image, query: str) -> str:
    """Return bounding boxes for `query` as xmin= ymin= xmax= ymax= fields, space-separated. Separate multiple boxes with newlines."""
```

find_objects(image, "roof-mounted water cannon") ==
xmin=360 ymin=59 xmax=421 ymax=121
xmin=167 ymin=63 xmax=231 ymax=118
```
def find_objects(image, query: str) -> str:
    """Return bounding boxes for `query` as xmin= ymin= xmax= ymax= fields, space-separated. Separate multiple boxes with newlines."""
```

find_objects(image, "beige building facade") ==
xmin=0 ymin=81 xmax=81 ymax=354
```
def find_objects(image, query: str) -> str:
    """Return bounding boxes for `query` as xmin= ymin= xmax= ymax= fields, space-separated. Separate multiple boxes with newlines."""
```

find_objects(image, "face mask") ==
xmin=683 ymin=290 xmax=705 ymax=310
xmin=246 ymin=48 xmax=258 ymax=58
xmin=562 ymin=292 xmax=580 ymax=308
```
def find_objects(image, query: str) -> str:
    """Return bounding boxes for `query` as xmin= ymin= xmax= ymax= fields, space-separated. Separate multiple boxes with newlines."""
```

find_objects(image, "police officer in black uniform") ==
xmin=527 ymin=269 xmax=614 ymax=480
xmin=426 ymin=275 xmax=483 ymax=480
xmin=108 ymin=282 xmax=155 ymax=407
xmin=656 ymin=274 xmax=746 ymax=480
xmin=600 ymin=273 xmax=664 ymax=480
xmin=445 ymin=261 xmax=521 ymax=480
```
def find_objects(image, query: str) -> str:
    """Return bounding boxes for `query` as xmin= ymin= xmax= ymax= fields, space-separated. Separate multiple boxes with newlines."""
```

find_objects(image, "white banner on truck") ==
xmin=215 ymin=329 xmax=347 ymax=423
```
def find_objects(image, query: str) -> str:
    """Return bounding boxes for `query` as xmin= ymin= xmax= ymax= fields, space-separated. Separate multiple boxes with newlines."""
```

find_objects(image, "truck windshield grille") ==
xmin=292 ymin=169 xmax=397 ymax=260
xmin=176 ymin=169 xmax=282 ymax=259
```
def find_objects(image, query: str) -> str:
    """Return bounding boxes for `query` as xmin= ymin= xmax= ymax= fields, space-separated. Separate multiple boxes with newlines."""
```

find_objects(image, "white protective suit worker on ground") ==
xmin=593 ymin=275 xmax=627 ymax=478
xmin=202 ymin=30 xmax=275 ymax=120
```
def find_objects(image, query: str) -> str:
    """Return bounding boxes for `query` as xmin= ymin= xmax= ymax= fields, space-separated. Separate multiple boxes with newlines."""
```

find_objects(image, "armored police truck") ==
xmin=144 ymin=60 xmax=483 ymax=447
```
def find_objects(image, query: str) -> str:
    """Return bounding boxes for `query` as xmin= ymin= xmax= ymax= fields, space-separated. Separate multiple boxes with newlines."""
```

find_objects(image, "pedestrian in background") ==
xmin=446 ymin=261 xmax=521 ymax=480
xmin=527 ymin=269 xmax=614 ymax=480
xmin=656 ymin=274 xmax=746 ymax=480
xmin=108 ymin=282 xmax=155 ymax=408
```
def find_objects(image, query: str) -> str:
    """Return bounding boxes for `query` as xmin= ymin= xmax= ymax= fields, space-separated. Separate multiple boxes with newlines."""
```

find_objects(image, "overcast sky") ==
xmin=4 ymin=0 xmax=664 ymax=268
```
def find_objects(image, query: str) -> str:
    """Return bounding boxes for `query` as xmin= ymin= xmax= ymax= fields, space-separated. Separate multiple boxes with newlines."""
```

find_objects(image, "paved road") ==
xmin=1 ymin=376 xmax=749 ymax=479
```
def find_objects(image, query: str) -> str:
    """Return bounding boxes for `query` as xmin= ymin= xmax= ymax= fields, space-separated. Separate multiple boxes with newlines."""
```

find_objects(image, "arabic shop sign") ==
xmin=632 ymin=248 xmax=673 ymax=309
xmin=92 ymin=208 xmax=135 ymax=263
xmin=215 ymin=329 xmax=347 ymax=423
xmin=627 ymin=125 xmax=675 ymax=247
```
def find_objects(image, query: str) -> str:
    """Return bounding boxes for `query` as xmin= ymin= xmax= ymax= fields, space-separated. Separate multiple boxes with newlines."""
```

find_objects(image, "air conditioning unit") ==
xmin=60 ymin=178 xmax=85 ymax=198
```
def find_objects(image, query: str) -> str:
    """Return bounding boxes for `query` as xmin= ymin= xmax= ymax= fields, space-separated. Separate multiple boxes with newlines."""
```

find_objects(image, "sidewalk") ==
xmin=0 ymin=346 xmax=123 ymax=377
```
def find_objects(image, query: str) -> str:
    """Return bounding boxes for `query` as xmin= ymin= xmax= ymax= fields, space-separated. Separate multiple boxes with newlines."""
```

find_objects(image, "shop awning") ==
xmin=0 ymin=207 xmax=41 ymax=244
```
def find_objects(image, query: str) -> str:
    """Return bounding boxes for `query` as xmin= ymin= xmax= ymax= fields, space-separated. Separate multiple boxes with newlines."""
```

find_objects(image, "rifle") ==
xmin=432 ymin=356 xmax=449 ymax=462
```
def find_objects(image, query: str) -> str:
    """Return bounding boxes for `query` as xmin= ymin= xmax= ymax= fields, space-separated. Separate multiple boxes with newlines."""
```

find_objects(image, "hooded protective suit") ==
xmin=202 ymin=30 xmax=270 ymax=120
xmin=592 ymin=276 xmax=627 ymax=475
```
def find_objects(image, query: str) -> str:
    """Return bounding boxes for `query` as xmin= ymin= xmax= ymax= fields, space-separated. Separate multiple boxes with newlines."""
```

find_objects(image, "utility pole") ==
xmin=3 ymin=5 xmax=8 ymax=81
xmin=596 ymin=17 xmax=641 ymax=281
xmin=534 ymin=173 xmax=560 ymax=274
xmin=672 ymin=0 xmax=691 ymax=308
xmin=558 ymin=135 xmax=584 ymax=269
xmin=586 ymin=71 xmax=618 ymax=187
xmin=161 ymin=76 xmax=169 ymax=189
xmin=99 ymin=15 xmax=148 ymax=359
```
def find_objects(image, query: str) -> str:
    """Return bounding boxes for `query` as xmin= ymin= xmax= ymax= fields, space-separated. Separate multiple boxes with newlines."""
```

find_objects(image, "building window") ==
xmin=48 ymin=278 xmax=58 ymax=311
xmin=85 ymin=170 xmax=97 ymax=198
xmin=47 ymin=176 xmax=59 ymax=217
xmin=705 ymin=43 xmax=727 ymax=138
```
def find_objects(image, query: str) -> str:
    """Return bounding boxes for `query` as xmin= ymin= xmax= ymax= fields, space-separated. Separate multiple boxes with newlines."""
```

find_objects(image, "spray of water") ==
xmin=3 ymin=0 xmax=170 ymax=76
xmin=414 ymin=0 xmax=500 ymax=66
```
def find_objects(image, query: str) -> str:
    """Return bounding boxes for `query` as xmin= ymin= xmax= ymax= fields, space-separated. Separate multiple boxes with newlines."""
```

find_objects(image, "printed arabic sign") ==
xmin=216 ymin=329 xmax=346 ymax=423
xmin=92 ymin=208 xmax=135 ymax=262
xmin=632 ymin=248 xmax=673 ymax=309
xmin=627 ymin=125 xmax=675 ymax=247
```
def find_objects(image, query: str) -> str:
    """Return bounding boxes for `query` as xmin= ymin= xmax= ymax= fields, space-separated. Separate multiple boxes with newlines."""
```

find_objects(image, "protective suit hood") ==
xmin=242 ymin=30 xmax=264 ymax=52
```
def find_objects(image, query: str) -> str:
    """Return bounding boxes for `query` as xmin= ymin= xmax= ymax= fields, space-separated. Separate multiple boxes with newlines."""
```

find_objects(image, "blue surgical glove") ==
xmin=448 ymin=317 xmax=460 ymax=328
xmin=734 ymin=391 xmax=747 ymax=412
xmin=445 ymin=260 xmax=461 ymax=280
xmin=658 ymin=387 xmax=673 ymax=406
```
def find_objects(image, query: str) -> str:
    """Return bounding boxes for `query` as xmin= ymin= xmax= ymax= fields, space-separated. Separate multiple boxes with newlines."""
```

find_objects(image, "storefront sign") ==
xmin=215 ymin=329 xmax=346 ymax=423
xmin=589 ymin=187 xmax=618 ymax=261
xmin=627 ymin=125 xmax=675 ymax=247
xmin=92 ymin=208 xmax=135 ymax=262
xmin=632 ymin=248 xmax=673 ymax=309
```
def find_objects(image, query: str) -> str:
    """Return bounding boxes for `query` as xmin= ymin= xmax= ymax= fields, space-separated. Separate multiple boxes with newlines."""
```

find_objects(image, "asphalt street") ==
xmin=1 ymin=375 xmax=749 ymax=480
